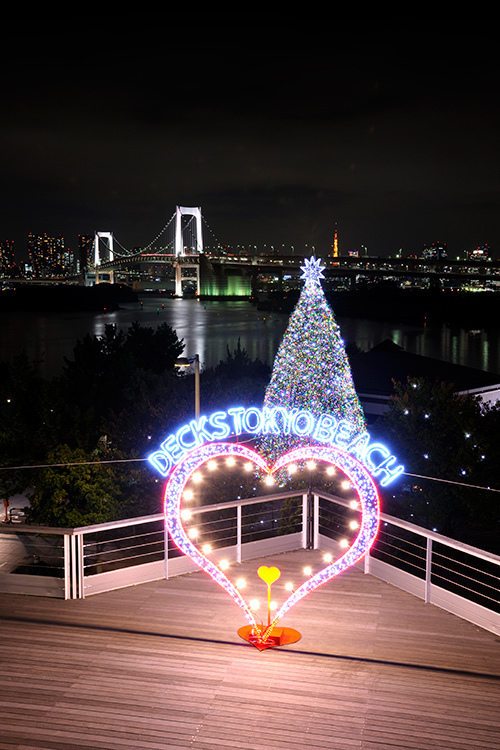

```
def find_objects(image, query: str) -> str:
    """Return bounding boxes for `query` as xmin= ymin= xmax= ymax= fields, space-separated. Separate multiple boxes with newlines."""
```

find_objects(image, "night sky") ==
xmin=2 ymin=19 xmax=499 ymax=261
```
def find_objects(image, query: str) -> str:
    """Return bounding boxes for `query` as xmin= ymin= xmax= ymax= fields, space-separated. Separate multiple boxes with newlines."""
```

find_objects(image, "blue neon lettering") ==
xmin=160 ymin=434 xmax=180 ymax=461
xmin=372 ymin=456 xmax=405 ymax=486
xmin=228 ymin=406 xmax=246 ymax=434
xmin=176 ymin=424 xmax=197 ymax=450
xmin=313 ymin=414 xmax=337 ymax=443
xmin=148 ymin=405 xmax=404 ymax=486
xmin=148 ymin=450 xmax=172 ymax=477
xmin=189 ymin=416 xmax=215 ymax=447
xmin=209 ymin=411 xmax=231 ymax=439
xmin=242 ymin=407 xmax=262 ymax=433
xmin=169 ymin=440 xmax=187 ymax=463
xmin=364 ymin=443 xmax=390 ymax=472
xmin=261 ymin=406 xmax=280 ymax=434
xmin=334 ymin=419 xmax=355 ymax=448
xmin=292 ymin=410 xmax=315 ymax=436
xmin=347 ymin=431 xmax=370 ymax=461
xmin=276 ymin=406 xmax=298 ymax=434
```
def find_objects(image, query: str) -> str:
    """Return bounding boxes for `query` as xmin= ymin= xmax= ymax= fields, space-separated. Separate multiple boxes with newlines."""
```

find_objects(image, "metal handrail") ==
xmin=1 ymin=489 xmax=499 ymax=636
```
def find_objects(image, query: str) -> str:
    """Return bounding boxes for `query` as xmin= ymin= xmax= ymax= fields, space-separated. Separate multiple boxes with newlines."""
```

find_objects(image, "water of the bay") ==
xmin=1 ymin=295 xmax=500 ymax=379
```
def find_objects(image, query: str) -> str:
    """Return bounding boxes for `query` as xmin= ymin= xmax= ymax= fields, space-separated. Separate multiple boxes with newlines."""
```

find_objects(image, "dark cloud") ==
xmin=2 ymin=18 xmax=500 ymax=259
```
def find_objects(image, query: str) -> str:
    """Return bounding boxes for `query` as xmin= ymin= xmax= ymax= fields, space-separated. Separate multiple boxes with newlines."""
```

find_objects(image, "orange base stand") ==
xmin=237 ymin=625 xmax=302 ymax=651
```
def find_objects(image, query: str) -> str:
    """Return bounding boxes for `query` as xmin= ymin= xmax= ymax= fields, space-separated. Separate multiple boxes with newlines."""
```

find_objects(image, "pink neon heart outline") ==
xmin=164 ymin=442 xmax=380 ymax=634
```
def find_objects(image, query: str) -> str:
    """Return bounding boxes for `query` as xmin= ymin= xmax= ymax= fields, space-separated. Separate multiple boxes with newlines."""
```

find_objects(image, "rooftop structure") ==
xmin=350 ymin=339 xmax=500 ymax=420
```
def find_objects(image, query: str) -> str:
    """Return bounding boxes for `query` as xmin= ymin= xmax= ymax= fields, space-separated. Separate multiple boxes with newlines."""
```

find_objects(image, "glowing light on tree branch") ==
xmin=257 ymin=256 xmax=368 ymax=473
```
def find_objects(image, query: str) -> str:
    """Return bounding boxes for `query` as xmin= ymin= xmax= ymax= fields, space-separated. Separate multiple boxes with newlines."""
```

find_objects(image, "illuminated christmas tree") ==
xmin=258 ymin=256 xmax=366 ymax=462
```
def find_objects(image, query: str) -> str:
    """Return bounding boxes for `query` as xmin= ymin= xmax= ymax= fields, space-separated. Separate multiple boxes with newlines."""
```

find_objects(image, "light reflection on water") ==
xmin=1 ymin=295 xmax=500 ymax=379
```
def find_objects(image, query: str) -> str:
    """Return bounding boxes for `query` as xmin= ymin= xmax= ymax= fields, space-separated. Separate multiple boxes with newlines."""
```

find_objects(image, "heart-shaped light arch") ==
xmin=164 ymin=442 xmax=380 ymax=644
xmin=165 ymin=442 xmax=269 ymax=631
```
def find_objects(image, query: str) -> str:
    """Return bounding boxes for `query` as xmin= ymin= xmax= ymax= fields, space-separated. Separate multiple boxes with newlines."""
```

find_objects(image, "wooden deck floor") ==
xmin=1 ymin=548 xmax=500 ymax=750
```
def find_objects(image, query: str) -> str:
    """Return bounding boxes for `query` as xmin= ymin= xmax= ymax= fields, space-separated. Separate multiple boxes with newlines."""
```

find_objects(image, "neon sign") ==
xmin=163 ymin=441 xmax=380 ymax=648
xmin=148 ymin=405 xmax=404 ymax=486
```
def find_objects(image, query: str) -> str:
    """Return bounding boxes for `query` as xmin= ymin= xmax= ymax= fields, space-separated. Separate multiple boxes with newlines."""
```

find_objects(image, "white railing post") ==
xmin=77 ymin=533 xmax=85 ymax=599
xmin=70 ymin=534 xmax=77 ymax=599
xmin=164 ymin=525 xmax=169 ymax=581
xmin=364 ymin=548 xmax=371 ymax=574
xmin=63 ymin=534 xmax=70 ymax=600
xmin=237 ymin=505 xmax=242 ymax=563
xmin=302 ymin=493 xmax=308 ymax=548
xmin=425 ymin=537 xmax=432 ymax=604
xmin=313 ymin=495 xmax=319 ymax=549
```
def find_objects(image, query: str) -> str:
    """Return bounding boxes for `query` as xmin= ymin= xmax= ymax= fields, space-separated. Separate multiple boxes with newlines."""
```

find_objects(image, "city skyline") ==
xmin=2 ymin=228 xmax=492 ymax=273
xmin=2 ymin=20 xmax=499 ymax=260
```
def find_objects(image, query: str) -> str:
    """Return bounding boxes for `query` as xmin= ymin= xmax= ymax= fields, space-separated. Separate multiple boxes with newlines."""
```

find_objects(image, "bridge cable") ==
xmin=140 ymin=211 xmax=177 ymax=253
xmin=96 ymin=210 xmax=217 ymax=261
xmin=95 ymin=212 xmax=177 ymax=261
xmin=201 ymin=212 xmax=224 ymax=251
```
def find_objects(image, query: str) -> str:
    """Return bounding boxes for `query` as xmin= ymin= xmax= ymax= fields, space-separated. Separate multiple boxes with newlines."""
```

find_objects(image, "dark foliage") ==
xmin=375 ymin=377 xmax=500 ymax=553
xmin=0 ymin=326 xmax=271 ymax=525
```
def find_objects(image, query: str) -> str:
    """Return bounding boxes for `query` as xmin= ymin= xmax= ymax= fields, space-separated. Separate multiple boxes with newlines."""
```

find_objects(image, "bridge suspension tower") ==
xmin=91 ymin=206 xmax=207 ymax=294
xmin=93 ymin=231 xmax=115 ymax=284
xmin=175 ymin=206 xmax=203 ymax=256
xmin=173 ymin=206 xmax=203 ymax=296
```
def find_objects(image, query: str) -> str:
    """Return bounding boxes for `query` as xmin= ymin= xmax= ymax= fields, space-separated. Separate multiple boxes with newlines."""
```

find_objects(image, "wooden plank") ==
xmin=1 ymin=548 xmax=499 ymax=750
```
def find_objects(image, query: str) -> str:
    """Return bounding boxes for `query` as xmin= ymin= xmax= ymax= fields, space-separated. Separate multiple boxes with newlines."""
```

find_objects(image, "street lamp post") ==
xmin=175 ymin=354 xmax=200 ymax=419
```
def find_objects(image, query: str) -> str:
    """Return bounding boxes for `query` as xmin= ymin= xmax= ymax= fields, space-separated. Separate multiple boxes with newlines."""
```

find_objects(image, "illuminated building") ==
xmin=349 ymin=339 xmax=500 ymax=422
xmin=0 ymin=240 xmax=15 ymax=276
xmin=27 ymin=232 xmax=74 ymax=277
xmin=422 ymin=241 xmax=447 ymax=260
xmin=468 ymin=244 xmax=490 ymax=261
xmin=78 ymin=233 xmax=93 ymax=272
xmin=332 ymin=224 xmax=339 ymax=259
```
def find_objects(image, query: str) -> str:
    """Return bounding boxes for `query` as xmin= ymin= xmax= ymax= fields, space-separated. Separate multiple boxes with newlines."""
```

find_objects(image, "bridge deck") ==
xmin=1 ymin=548 xmax=499 ymax=750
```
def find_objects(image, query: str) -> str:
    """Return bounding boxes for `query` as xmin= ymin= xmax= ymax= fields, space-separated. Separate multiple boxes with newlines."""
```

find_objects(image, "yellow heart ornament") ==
xmin=257 ymin=566 xmax=281 ymax=586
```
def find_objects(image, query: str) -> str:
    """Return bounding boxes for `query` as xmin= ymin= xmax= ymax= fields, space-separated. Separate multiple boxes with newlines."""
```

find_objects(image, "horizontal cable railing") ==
xmin=431 ymin=541 xmax=500 ymax=613
xmin=172 ymin=493 xmax=304 ymax=554
xmin=1 ymin=489 xmax=499 ymax=635
xmin=371 ymin=523 xmax=427 ymax=578
xmin=82 ymin=519 xmax=166 ymax=575
xmin=317 ymin=489 xmax=500 ymax=632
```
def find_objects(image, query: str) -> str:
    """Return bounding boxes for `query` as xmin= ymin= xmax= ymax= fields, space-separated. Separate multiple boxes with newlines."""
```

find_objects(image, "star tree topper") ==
xmin=300 ymin=256 xmax=325 ymax=287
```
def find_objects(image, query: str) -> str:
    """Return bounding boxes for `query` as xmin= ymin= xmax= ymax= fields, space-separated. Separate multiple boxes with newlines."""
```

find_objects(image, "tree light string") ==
xmin=256 ymin=256 xmax=367 ymax=472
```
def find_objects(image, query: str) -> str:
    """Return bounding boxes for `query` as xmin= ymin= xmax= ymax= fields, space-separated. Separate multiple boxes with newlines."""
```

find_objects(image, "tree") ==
xmin=27 ymin=445 xmax=122 ymax=527
xmin=0 ymin=469 xmax=27 ymax=522
xmin=0 ymin=352 xmax=53 ymax=464
xmin=125 ymin=321 xmax=184 ymax=374
xmin=376 ymin=377 xmax=500 ymax=548
xmin=55 ymin=322 xmax=184 ymax=451
xmin=102 ymin=366 xmax=191 ymax=456
xmin=278 ymin=496 xmax=302 ymax=535
xmin=257 ymin=256 xmax=366 ymax=466
xmin=200 ymin=339 xmax=271 ymax=413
